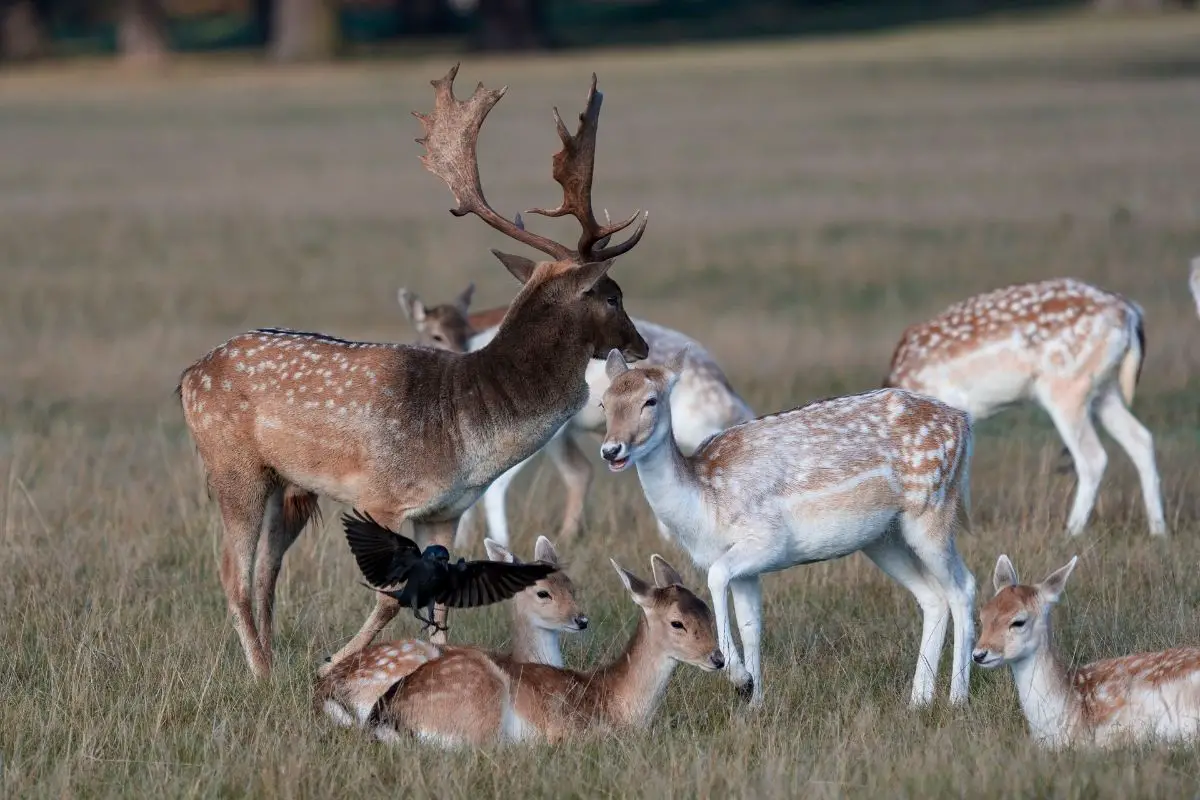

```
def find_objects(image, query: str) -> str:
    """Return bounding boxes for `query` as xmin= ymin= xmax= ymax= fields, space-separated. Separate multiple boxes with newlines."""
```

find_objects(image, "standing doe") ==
xmin=885 ymin=278 xmax=1165 ymax=537
xmin=177 ymin=65 xmax=649 ymax=677
xmin=370 ymin=555 xmax=722 ymax=746
xmin=314 ymin=535 xmax=585 ymax=727
xmin=398 ymin=282 xmax=753 ymax=547
xmin=975 ymin=554 xmax=1200 ymax=748
xmin=600 ymin=350 xmax=976 ymax=708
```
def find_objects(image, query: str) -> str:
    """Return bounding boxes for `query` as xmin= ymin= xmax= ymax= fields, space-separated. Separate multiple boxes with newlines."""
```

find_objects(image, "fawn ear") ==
xmin=484 ymin=538 xmax=516 ymax=564
xmin=611 ymin=559 xmax=653 ymax=607
xmin=992 ymin=554 xmax=1018 ymax=594
xmin=453 ymin=282 xmax=475 ymax=315
xmin=650 ymin=554 xmax=684 ymax=588
xmin=491 ymin=250 xmax=538 ymax=285
xmin=534 ymin=535 xmax=559 ymax=566
xmin=398 ymin=289 xmax=426 ymax=323
xmin=1039 ymin=556 xmax=1078 ymax=604
xmin=606 ymin=348 xmax=629 ymax=380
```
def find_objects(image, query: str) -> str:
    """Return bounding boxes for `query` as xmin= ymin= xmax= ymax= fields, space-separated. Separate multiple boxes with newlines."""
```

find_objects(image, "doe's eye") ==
xmin=1010 ymin=618 xmax=1027 ymax=629
xmin=670 ymin=620 xmax=685 ymax=630
xmin=644 ymin=397 xmax=657 ymax=408
xmin=536 ymin=590 xmax=551 ymax=600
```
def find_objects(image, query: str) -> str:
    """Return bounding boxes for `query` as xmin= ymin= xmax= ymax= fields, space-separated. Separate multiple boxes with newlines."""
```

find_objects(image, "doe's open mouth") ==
xmin=607 ymin=457 xmax=630 ymax=472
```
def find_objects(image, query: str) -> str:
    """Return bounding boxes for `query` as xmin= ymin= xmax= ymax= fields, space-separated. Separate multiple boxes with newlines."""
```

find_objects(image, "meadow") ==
xmin=3 ymin=11 xmax=1200 ymax=797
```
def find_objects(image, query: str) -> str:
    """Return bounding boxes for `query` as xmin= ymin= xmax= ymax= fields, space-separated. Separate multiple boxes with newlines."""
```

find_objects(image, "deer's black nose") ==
xmin=601 ymin=442 xmax=626 ymax=462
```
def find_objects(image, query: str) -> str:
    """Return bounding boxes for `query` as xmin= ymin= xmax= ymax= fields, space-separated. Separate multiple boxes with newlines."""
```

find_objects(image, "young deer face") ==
xmin=484 ymin=536 xmax=589 ymax=632
xmin=613 ymin=555 xmax=724 ymax=671
xmin=398 ymin=285 xmax=474 ymax=353
xmin=598 ymin=349 xmax=685 ymax=472
xmin=973 ymin=554 xmax=1077 ymax=669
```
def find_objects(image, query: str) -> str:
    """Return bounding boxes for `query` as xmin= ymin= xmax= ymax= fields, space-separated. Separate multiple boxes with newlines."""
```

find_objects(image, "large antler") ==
xmin=525 ymin=73 xmax=648 ymax=263
xmin=414 ymin=64 xmax=573 ymax=261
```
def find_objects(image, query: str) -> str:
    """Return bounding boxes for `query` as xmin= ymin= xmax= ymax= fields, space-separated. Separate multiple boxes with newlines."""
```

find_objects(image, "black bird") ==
xmin=341 ymin=510 xmax=559 ymax=634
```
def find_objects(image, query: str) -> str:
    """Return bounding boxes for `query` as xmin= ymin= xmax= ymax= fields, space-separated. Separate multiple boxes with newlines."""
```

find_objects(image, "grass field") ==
xmin=4 ymin=11 xmax=1200 ymax=798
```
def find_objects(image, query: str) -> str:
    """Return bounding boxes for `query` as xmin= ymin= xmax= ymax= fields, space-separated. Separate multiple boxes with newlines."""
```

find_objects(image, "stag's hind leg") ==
xmin=212 ymin=468 xmax=273 ymax=678
xmin=544 ymin=432 xmax=593 ymax=541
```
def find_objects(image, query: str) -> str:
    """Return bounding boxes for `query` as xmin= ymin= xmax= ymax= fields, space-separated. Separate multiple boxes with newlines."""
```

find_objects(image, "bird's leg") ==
xmin=414 ymin=601 xmax=449 ymax=635
xmin=412 ymin=518 xmax=457 ymax=644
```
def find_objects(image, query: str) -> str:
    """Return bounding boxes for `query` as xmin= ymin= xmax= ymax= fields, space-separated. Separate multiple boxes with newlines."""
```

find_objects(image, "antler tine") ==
xmin=525 ymin=73 xmax=648 ymax=263
xmin=414 ymin=64 xmax=573 ymax=261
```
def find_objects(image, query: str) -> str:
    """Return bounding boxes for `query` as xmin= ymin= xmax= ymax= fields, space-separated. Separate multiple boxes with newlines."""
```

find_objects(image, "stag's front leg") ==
xmin=413 ymin=518 xmax=458 ymax=644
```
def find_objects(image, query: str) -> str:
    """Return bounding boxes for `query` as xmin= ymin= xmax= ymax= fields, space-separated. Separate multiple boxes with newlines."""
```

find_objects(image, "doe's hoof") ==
xmin=735 ymin=677 xmax=755 ymax=703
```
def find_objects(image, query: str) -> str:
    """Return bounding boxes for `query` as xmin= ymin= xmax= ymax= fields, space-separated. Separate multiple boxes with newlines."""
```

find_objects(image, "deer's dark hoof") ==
xmin=735 ymin=677 xmax=755 ymax=703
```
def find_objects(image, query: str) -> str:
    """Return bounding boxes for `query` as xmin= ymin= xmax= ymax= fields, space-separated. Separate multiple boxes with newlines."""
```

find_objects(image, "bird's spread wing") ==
xmin=437 ymin=561 xmax=559 ymax=608
xmin=341 ymin=510 xmax=421 ymax=588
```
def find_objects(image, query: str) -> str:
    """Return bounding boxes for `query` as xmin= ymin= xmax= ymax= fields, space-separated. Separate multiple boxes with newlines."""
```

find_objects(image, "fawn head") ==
xmin=598 ymin=348 xmax=688 ymax=472
xmin=973 ymin=554 xmax=1078 ymax=669
xmin=611 ymin=554 xmax=723 ymax=671
xmin=398 ymin=284 xmax=475 ymax=353
xmin=484 ymin=536 xmax=588 ymax=632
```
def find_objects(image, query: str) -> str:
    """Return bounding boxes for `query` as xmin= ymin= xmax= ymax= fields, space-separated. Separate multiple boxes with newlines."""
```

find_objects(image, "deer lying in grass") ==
xmin=975 ymin=554 xmax=1200 ymax=748
xmin=177 ymin=64 xmax=649 ymax=678
xmin=885 ymin=278 xmax=1165 ymax=537
xmin=398 ymin=283 xmax=754 ymax=548
xmin=370 ymin=555 xmax=722 ymax=746
xmin=600 ymin=350 xmax=976 ymax=708
xmin=315 ymin=535 xmax=585 ymax=728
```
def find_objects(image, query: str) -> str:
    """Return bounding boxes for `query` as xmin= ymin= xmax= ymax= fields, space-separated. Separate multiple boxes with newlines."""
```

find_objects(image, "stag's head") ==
xmin=598 ymin=348 xmax=687 ymax=472
xmin=612 ymin=555 xmax=723 ymax=672
xmin=484 ymin=535 xmax=588 ymax=633
xmin=414 ymin=65 xmax=649 ymax=363
xmin=398 ymin=284 xmax=476 ymax=353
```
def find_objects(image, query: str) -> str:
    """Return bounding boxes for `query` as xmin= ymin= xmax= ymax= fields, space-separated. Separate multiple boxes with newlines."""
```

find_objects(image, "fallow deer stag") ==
xmin=315 ymin=535 xmax=586 ymax=728
xmin=398 ymin=283 xmax=754 ymax=547
xmin=177 ymin=64 xmax=649 ymax=678
xmin=370 ymin=555 xmax=721 ymax=746
xmin=976 ymin=554 xmax=1200 ymax=748
xmin=885 ymin=278 xmax=1165 ymax=537
xmin=601 ymin=350 xmax=976 ymax=708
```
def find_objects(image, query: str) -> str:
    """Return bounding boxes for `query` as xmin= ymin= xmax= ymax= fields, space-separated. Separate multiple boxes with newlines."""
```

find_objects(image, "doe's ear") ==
xmin=1039 ymin=556 xmax=1078 ymax=604
xmin=484 ymin=538 xmax=516 ymax=564
xmin=605 ymin=348 xmax=629 ymax=381
xmin=454 ymin=282 xmax=476 ymax=315
xmin=611 ymin=559 xmax=653 ymax=608
xmin=398 ymin=289 xmax=426 ymax=323
xmin=650 ymin=554 xmax=684 ymax=588
xmin=662 ymin=345 xmax=690 ymax=378
xmin=491 ymin=250 xmax=538 ymax=285
xmin=993 ymin=554 xmax=1018 ymax=595
xmin=533 ymin=535 xmax=559 ymax=566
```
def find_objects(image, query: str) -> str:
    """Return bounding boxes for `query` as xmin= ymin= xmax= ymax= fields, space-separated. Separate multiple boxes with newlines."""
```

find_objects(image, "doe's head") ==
xmin=611 ymin=555 xmax=723 ymax=672
xmin=485 ymin=536 xmax=588 ymax=633
xmin=598 ymin=347 xmax=687 ymax=472
xmin=972 ymin=553 xmax=1078 ymax=669
xmin=398 ymin=284 xmax=476 ymax=353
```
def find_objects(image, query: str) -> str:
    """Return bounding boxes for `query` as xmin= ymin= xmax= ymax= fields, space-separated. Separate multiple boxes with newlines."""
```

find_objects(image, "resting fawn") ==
xmin=371 ymin=555 xmax=722 ymax=746
xmin=314 ymin=536 xmax=585 ymax=728
xmin=975 ymin=554 xmax=1200 ymax=748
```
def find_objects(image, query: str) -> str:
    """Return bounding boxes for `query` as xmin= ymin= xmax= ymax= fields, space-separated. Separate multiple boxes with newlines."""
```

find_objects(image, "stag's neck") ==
xmin=590 ymin=616 xmax=677 ymax=729
xmin=510 ymin=613 xmax=564 ymax=668
xmin=634 ymin=415 xmax=711 ymax=562
xmin=1009 ymin=629 xmax=1078 ymax=747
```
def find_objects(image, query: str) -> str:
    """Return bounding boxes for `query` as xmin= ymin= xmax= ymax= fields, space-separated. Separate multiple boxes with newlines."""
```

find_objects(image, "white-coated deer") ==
xmin=600 ymin=350 xmax=976 ymax=708
xmin=398 ymin=283 xmax=754 ymax=547
xmin=885 ymin=278 xmax=1165 ymax=537
xmin=370 ymin=554 xmax=722 ymax=746
xmin=975 ymin=554 xmax=1200 ymax=748
xmin=314 ymin=535 xmax=586 ymax=727
xmin=177 ymin=65 xmax=650 ymax=678
xmin=1190 ymin=257 xmax=1200 ymax=319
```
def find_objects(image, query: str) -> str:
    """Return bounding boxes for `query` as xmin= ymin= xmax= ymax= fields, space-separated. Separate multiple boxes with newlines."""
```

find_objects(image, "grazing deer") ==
xmin=315 ymin=535 xmax=586 ymax=727
xmin=600 ymin=350 xmax=976 ymax=708
xmin=398 ymin=283 xmax=754 ymax=547
xmin=975 ymin=554 xmax=1200 ymax=748
xmin=884 ymin=278 xmax=1165 ymax=537
xmin=371 ymin=554 xmax=722 ymax=746
xmin=176 ymin=64 xmax=650 ymax=678
xmin=1190 ymin=257 xmax=1200 ymax=319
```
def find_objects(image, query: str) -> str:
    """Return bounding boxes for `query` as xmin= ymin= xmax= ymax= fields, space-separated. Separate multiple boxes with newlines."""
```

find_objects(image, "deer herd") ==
xmin=177 ymin=65 xmax=1200 ymax=751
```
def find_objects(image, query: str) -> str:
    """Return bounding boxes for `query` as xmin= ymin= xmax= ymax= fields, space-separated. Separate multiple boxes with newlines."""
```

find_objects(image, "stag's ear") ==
xmin=533 ymin=535 xmax=559 ymax=566
xmin=993 ymin=554 xmax=1018 ymax=595
xmin=484 ymin=538 xmax=516 ymax=564
xmin=650 ymin=554 xmax=684 ymax=588
xmin=568 ymin=259 xmax=615 ymax=297
xmin=606 ymin=348 xmax=629 ymax=380
xmin=611 ymin=559 xmax=653 ymax=608
xmin=398 ymin=289 xmax=426 ymax=322
xmin=454 ymin=282 xmax=476 ymax=315
xmin=491 ymin=250 xmax=538 ymax=285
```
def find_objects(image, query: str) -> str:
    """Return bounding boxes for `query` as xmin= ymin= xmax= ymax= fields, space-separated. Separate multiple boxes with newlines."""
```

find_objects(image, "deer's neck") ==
xmin=633 ymin=414 xmax=709 ymax=561
xmin=1009 ymin=630 xmax=1078 ymax=747
xmin=590 ymin=616 xmax=677 ymax=729
xmin=510 ymin=611 xmax=564 ymax=668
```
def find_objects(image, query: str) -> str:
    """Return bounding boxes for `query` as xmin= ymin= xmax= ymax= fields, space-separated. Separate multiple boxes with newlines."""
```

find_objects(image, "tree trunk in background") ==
xmin=473 ymin=0 xmax=545 ymax=51
xmin=270 ymin=0 xmax=337 ymax=62
xmin=1 ymin=0 xmax=46 ymax=61
xmin=118 ymin=0 xmax=170 ymax=64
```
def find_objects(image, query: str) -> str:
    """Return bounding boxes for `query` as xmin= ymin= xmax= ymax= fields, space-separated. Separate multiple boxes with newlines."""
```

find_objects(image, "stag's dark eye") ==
xmin=536 ymin=590 xmax=551 ymax=600
xmin=1010 ymin=618 xmax=1027 ymax=629
xmin=606 ymin=295 xmax=619 ymax=308
xmin=432 ymin=334 xmax=445 ymax=342
xmin=644 ymin=397 xmax=657 ymax=408
xmin=670 ymin=620 xmax=684 ymax=630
